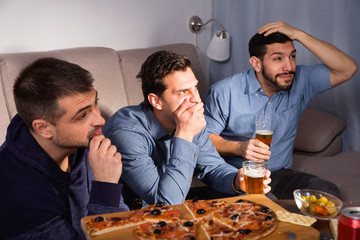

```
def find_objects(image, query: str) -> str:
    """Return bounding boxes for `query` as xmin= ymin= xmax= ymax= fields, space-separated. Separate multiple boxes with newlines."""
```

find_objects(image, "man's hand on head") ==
xmin=88 ymin=134 xmax=123 ymax=184
xmin=257 ymin=21 xmax=302 ymax=41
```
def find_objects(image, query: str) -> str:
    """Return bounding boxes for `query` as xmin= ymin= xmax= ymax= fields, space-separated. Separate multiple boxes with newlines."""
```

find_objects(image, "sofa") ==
xmin=1 ymin=44 xmax=359 ymax=203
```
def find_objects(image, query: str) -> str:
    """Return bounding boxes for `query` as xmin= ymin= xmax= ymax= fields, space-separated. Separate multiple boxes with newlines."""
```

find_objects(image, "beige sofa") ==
xmin=1 ymin=44 xmax=359 ymax=202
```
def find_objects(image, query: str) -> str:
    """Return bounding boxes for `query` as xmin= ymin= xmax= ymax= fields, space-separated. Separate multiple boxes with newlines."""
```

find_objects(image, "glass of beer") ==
xmin=255 ymin=113 xmax=274 ymax=147
xmin=242 ymin=160 xmax=267 ymax=195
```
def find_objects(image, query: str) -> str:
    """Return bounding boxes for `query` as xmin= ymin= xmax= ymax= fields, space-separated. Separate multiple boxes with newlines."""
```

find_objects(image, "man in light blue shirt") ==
xmin=205 ymin=21 xmax=357 ymax=199
xmin=103 ymin=51 xmax=271 ymax=207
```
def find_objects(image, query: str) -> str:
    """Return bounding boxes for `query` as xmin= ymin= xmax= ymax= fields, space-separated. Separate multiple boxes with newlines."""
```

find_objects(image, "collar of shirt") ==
xmin=144 ymin=107 xmax=172 ymax=141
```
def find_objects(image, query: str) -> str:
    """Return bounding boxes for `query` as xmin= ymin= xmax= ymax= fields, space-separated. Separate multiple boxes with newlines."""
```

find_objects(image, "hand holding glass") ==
xmin=242 ymin=160 xmax=267 ymax=195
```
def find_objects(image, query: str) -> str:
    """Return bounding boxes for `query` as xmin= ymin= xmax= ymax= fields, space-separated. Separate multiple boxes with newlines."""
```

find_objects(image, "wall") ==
xmin=0 ymin=0 xmax=212 ymax=80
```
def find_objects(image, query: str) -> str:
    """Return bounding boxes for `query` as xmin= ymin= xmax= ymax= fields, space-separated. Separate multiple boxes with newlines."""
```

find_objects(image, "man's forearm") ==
xmin=295 ymin=31 xmax=357 ymax=86
xmin=209 ymin=133 xmax=242 ymax=156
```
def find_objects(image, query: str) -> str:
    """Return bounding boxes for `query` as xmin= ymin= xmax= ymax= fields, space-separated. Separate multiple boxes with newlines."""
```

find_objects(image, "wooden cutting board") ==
xmin=81 ymin=194 xmax=320 ymax=240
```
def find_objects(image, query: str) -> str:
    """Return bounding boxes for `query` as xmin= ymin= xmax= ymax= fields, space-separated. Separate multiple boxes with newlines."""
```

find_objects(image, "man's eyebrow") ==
xmin=71 ymin=91 xmax=97 ymax=120
xmin=270 ymin=49 xmax=296 ymax=56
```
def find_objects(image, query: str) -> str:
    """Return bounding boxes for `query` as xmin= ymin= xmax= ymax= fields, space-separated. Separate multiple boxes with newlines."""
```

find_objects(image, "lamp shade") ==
xmin=206 ymin=30 xmax=230 ymax=62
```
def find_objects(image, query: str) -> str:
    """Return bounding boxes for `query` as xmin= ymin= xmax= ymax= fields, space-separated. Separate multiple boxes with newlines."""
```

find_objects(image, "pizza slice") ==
xmin=183 ymin=199 xmax=227 ymax=220
xmin=200 ymin=218 xmax=242 ymax=240
xmin=212 ymin=200 xmax=278 ymax=240
xmin=83 ymin=202 xmax=181 ymax=237
xmin=133 ymin=219 xmax=197 ymax=240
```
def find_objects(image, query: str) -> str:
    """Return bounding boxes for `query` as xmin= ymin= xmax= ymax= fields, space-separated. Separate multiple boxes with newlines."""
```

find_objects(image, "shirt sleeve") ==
xmin=107 ymin=126 xmax=198 ymax=206
xmin=300 ymin=64 xmax=331 ymax=101
xmin=193 ymin=128 xmax=241 ymax=195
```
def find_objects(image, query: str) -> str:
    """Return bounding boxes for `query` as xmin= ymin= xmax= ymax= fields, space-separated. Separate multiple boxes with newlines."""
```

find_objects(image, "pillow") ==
xmin=294 ymin=109 xmax=346 ymax=152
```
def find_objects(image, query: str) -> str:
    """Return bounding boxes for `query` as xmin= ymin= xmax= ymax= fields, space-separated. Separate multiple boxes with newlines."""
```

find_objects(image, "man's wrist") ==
xmin=232 ymin=175 xmax=243 ymax=193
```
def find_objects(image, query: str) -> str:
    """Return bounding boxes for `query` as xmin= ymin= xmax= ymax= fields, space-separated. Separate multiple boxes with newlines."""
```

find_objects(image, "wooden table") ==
xmin=274 ymin=199 xmax=360 ymax=239
xmin=82 ymin=194 xmax=320 ymax=240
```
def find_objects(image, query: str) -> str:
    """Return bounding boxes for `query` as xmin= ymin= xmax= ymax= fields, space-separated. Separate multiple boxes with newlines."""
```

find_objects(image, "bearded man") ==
xmin=204 ymin=21 xmax=358 ymax=199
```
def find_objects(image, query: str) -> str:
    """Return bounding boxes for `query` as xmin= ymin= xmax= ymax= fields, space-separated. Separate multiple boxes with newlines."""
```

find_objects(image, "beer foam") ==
xmin=245 ymin=171 xmax=265 ymax=178
xmin=256 ymin=130 xmax=273 ymax=135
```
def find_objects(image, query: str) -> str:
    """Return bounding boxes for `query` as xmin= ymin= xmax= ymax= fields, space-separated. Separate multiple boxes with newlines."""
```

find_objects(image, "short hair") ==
xmin=137 ymin=51 xmax=191 ymax=110
xmin=248 ymin=32 xmax=292 ymax=59
xmin=13 ymin=57 xmax=94 ymax=130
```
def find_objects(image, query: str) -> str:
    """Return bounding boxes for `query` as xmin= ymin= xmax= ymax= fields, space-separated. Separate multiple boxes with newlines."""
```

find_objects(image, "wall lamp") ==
xmin=189 ymin=15 xmax=230 ymax=62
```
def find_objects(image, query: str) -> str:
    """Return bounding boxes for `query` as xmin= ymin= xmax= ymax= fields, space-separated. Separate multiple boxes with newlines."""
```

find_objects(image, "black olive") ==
xmin=261 ymin=206 xmax=270 ymax=213
xmin=230 ymin=214 xmax=239 ymax=220
xmin=265 ymin=215 xmax=273 ymax=221
xmin=94 ymin=216 xmax=104 ymax=222
xmin=153 ymin=229 xmax=161 ymax=234
xmin=238 ymin=229 xmax=252 ymax=234
xmin=183 ymin=221 xmax=194 ymax=227
xmin=236 ymin=199 xmax=244 ymax=203
xmin=192 ymin=198 xmax=199 ymax=203
xmin=157 ymin=221 xmax=167 ymax=227
xmin=196 ymin=208 xmax=205 ymax=214
xmin=151 ymin=209 xmax=161 ymax=215
xmin=155 ymin=202 xmax=165 ymax=207
xmin=190 ymin=237 xmax=195 ymax=240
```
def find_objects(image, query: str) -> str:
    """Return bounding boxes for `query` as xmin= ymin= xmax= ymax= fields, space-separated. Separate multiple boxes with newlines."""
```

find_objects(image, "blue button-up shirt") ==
xmin=102 ymin=104 xmax=240 ymax=206
xmin=204 ymin=64 xmax=331 ymax=172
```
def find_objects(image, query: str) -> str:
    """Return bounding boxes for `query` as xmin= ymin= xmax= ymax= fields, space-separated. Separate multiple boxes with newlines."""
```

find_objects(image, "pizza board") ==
xmin=81 ymin=194 xmax=320 ymax=240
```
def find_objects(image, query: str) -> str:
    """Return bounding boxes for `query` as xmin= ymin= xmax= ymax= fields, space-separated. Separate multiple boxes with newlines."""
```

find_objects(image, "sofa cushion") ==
xmin=117 ymin=43 xmax=208 ymax=106
xmin=0 ymin=47 xmax=128 ymax=122
xmin=294 ymin=108 xmax=346 ymax=153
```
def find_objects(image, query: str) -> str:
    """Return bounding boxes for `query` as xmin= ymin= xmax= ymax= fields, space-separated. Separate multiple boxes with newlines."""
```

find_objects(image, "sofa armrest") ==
xmin=294 ymin=108 xmax=346 ymax=155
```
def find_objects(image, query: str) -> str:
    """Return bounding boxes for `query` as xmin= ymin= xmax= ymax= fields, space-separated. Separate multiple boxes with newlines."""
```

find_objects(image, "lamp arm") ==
xmin=198 ymin=18 xmax=226 ymax=32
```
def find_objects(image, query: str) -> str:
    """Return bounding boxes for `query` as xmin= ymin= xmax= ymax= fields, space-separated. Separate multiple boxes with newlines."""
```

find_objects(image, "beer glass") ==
xmin=242 ymin=160 xmax=267 ymax=195
xmin=255 ymin=113 xmax=274 ymax=147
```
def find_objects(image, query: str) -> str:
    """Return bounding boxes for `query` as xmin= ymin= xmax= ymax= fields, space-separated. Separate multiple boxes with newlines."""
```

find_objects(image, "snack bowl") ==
xmin=293 ymin=189 xmax=343 ymax=220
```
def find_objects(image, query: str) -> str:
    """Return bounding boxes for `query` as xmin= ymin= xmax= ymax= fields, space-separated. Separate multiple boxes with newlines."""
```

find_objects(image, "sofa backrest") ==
xmin=117 ymin=43 xmax=208 ymax=105
xmin=0 ymin=44 xmax=208 ymax=144
xmin=0 ymin=47 xmax=128 ymax=143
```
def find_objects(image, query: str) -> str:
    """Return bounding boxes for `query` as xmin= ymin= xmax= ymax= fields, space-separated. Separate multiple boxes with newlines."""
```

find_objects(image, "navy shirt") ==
xmin=205 ymin=64 xmax=331 ymax=171
xmin=0 ymin=115 xmax=129 ymax=239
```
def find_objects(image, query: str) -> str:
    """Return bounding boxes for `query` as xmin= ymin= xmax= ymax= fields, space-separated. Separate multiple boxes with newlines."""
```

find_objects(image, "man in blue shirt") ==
xmin=103 ymin=51 xmax=271 ymax=207
xmin=205 ymin=21 xmax=358 ymax=199
xmin=0 ymin=58 xmax=128 ymax=239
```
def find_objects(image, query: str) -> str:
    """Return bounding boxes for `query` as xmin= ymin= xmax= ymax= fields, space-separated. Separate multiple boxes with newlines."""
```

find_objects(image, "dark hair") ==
xmin=248 ymin=32 xmax=292 ymax=59
xmin=13 ymin=57 xmax=94 ymax=130
xmin=137 ymin=51 xmax=191 ymax=110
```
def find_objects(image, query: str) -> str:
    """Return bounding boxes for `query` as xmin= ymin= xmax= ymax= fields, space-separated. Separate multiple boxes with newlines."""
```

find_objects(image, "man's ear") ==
xmin=32 ymin=119 xmax=53 ymax=139
xmin=249 ymin=56 xmax=262 ymax=73
xmin=148 ymin=93 xmax=162 ymax=110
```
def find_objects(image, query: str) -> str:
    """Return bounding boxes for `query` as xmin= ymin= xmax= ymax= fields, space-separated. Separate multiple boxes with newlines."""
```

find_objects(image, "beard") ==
xmin=262 ymin=67 xmax=295 ymax=91
xmin=53 ymin=127 xmax=99 ymax=149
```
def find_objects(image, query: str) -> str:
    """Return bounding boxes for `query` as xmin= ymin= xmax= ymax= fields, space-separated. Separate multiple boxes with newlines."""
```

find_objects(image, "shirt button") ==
xmin=194 ymin=154 xmax=197 ymax=158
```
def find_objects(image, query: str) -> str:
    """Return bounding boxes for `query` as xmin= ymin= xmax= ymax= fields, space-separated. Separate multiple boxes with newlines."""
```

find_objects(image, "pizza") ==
xmin=133 ymin=219 xmax=197 ymax=240
xmin=83 ymin=202 xmax=180 ymax=237
xmin=82 ymin=199 xmax=279 ymax=240
xmin=182 ymin=198 xmax=227 ymax=220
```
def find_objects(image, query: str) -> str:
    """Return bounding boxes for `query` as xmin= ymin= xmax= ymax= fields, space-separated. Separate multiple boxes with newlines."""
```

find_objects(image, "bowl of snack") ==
xmin=293 ymin=189 xmax=343 ymax=220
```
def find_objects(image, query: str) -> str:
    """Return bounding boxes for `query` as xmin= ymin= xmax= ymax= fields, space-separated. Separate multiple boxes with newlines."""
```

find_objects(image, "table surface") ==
xmin=274 ymin=199 xmax=360 ymax=239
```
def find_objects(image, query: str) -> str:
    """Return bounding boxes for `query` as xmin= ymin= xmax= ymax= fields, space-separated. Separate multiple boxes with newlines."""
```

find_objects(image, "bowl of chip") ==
xmin=293 ymin=189 xmax=343 ymax=220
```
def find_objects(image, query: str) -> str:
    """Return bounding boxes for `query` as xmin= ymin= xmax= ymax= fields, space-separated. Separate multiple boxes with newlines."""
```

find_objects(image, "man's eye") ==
xmin=290 ymin=55 xmax=296 ymax=59
xmin=78 ymin=112 xmax=87 ymax=120
xmin=274 ymin=57 xmax=281 ymax=61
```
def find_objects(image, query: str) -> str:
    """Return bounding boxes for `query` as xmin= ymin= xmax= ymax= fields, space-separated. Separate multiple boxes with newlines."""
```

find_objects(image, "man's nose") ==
xmin=189 ymin=88 xmax=201 ymax=102
xmin=92 ymin=106 xmax=106 ymax=126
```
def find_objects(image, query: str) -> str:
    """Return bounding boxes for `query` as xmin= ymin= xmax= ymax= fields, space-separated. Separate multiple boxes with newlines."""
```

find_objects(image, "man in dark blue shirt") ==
xmin=0 ymin=58 xmax=129 ymax=239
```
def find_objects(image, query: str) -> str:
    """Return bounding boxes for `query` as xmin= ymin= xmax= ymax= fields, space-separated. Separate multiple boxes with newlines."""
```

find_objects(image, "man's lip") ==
xmin=92 ymin=129 xmax=102 ymax=137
